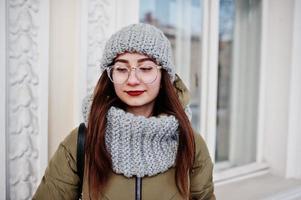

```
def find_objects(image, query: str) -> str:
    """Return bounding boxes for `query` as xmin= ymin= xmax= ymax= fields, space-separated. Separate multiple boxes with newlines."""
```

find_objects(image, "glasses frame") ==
xmin=106 ymin=64 xmax=162 ymax=84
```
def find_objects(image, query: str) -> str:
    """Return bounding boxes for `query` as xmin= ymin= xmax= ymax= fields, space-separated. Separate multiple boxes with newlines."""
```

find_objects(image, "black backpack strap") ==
xmin=77 ymin=123 xmax=86 ymax=197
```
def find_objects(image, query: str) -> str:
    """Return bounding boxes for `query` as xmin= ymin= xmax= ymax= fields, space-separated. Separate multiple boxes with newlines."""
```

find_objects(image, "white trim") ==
xmin=0 ymin=0 xmax=7 ymax=198
xmin=73 ymin=0 xmax=82 ymax=125
xmin=214 ymin=162 xmax=269 ymax=185
xmin=200 ymin=0 xmax=209 ymax=141
xmin=37 ymin=0 xmax=50 ymax=180
xmin=78 ymin=0 xmax=88 ymax=124
xmin=286 ymin=0 xmax=301 ymax=179
xmin=256 ymin=0 xmax=268 ymax=164
xmin=207 ymin=0 xmax=219 ymax=161
xmin=200 ymin=0 xmax=219 ymax=161
xmin=214 ymin=161 xmax=232 ymax=171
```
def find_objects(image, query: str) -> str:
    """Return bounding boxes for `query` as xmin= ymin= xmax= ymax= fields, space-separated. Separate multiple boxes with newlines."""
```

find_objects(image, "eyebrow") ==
xmin=114 ymin=58 xmax=156 ymax=64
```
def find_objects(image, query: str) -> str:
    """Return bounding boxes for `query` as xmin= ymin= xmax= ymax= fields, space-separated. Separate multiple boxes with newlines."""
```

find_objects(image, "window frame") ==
xmin=200 ymin=0 xmax=269 ymax=182
xmin=123 ymin=0 xmax=271 ymax=182
xmin=136 ymin=0 xmax=269 ymax=182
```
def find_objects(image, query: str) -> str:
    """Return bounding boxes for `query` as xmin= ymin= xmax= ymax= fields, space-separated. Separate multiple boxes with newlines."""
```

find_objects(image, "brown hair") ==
xmin=85 ymin=70 xmax=195 ymax=199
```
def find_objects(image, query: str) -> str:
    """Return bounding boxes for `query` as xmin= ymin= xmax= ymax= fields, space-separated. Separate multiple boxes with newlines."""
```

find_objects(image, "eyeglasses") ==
xmin=106 ymin=63 xmax=162 ymax=84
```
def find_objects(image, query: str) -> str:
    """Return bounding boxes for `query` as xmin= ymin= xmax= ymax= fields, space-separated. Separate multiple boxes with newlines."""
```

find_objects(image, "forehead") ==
xmin=114 ymin=52 xmax=156 ymax=63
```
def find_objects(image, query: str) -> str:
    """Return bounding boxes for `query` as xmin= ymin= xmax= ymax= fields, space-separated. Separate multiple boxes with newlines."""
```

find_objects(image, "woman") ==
xmin=34 ymin=23 xmax=215 ymax=200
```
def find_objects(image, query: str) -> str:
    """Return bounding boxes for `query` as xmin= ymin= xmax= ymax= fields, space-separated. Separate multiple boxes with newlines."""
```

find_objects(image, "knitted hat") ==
xmin=100 ymin=23 xmax=176 ymax=82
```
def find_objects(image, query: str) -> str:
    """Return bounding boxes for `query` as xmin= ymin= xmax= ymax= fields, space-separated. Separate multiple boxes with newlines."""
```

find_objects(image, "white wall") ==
xmin=49 ymin=0 xmax=79 ymax=157
xmin=263 ymin=0 xmax=294 ymax=176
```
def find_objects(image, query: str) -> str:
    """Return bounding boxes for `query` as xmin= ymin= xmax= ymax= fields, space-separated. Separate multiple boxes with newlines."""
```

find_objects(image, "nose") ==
xmin=127 ymin=68 xmax=140 ymax=85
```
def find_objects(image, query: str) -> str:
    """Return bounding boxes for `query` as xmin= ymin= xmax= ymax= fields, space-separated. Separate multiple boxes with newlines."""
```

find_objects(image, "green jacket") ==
xmin=33 ymin=75 xmax=215 ymax=200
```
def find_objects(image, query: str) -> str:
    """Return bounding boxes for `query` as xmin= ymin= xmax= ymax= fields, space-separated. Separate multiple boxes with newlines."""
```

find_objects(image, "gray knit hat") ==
xmin=100 ymin=23 xmax=176 ymax=82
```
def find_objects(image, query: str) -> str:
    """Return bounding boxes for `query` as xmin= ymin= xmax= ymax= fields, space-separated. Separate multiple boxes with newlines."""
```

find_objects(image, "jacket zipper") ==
xmin=135 ymin=176 xmax=142 ymax=200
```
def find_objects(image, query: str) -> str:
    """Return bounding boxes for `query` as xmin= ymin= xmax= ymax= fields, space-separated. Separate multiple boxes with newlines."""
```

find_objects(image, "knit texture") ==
xmin=100 ymin=23 xmax=176 ymax=82
xmin=105 ymin=106 xmax=179 ymax=178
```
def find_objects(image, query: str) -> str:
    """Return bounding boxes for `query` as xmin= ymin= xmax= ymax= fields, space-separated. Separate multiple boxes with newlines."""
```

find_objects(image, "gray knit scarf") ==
xmin=105 ymin=106 xmax=179 ymax=178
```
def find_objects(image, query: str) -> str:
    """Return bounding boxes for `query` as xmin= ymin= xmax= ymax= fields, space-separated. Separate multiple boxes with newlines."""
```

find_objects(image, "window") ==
xmin=140 ymin=0 xmax=203 ymax=131
xmin=140 ymin=0 xmax=263 ymax=173
xmin=216 ymin=0 xmax=262 ymax=170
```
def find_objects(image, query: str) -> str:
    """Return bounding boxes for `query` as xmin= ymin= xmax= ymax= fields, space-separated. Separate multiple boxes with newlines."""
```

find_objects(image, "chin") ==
xmin=124 ymin=101 xmax=147 ymax=107
xmin=121 ymin=97 xmax=153 ymax=108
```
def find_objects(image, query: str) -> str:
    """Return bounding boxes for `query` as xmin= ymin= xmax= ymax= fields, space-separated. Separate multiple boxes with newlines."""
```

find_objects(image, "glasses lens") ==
xmin=109 ymin=65 xmax=129 ymax=84
xmin=107 ymin=63 xmax=160 ymax=84
xmin=136 ymin=64 xmax=158 ymax=84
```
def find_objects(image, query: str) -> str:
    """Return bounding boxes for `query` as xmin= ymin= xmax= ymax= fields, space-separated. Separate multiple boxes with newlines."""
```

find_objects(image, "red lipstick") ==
xmin=126 ymin=91 xmax=144 ymax=96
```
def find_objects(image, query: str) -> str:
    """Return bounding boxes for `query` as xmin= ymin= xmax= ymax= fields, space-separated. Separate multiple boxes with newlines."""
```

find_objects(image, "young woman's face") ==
xmin=111 ymin=53 xmax=161 ymax=116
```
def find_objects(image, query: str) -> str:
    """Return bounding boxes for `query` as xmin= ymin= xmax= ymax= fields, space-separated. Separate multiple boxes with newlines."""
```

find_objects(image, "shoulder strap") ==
xmin=77 ymin=123 xmax=86 ymax=195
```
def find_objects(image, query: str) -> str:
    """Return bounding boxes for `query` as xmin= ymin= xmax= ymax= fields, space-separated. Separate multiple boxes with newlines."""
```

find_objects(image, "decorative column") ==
xmin=4 ymin=0 xmax=49 ymax=199
xmin=85 ymin=0 xmax=115 ymax=94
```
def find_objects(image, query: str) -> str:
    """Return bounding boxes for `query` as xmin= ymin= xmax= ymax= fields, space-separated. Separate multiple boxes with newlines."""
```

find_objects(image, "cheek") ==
xmin=113 ymin=84 xmax=124 ymax=98
xmin=149 ymin=74 xmax=161 ymax=97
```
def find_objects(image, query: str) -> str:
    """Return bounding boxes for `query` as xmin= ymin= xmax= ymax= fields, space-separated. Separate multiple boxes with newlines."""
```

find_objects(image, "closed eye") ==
xmin=140 ymin=67 xmax=152 ymax=71
xmin=114 ymin=66 xmax=129 ymax=73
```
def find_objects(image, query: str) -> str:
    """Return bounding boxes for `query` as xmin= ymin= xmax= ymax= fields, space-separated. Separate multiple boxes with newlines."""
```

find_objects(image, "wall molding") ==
xmin=0 ymin=0 xmax=7 ymax=199
xmin=4 ymin=0 xmax=49 ymax=199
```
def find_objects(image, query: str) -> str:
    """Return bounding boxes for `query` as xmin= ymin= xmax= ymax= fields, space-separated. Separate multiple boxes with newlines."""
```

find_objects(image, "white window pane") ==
xmin=216 ymin=0 xmax=261 ymax=169
xmin=139 ymin=0 xmax=203 ymax=131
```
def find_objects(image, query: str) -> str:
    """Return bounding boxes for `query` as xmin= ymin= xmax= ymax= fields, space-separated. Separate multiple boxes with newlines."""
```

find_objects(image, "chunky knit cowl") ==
xmin=105 ymin=106 xmax=179 ymax=178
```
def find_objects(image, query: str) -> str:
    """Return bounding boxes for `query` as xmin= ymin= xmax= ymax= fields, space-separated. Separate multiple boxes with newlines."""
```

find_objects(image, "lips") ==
xmin=126 ymin=91 xmax=145 ymax=96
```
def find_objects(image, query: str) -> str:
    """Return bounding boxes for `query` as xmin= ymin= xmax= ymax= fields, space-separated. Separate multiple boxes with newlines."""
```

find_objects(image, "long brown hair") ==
xmin=85 ymin=70 xmax=195 ymax=199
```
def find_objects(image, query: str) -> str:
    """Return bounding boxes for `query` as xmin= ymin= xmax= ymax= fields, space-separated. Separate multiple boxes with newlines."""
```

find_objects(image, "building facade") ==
xmin=1 ymin=0 xmax=301 ymax=199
